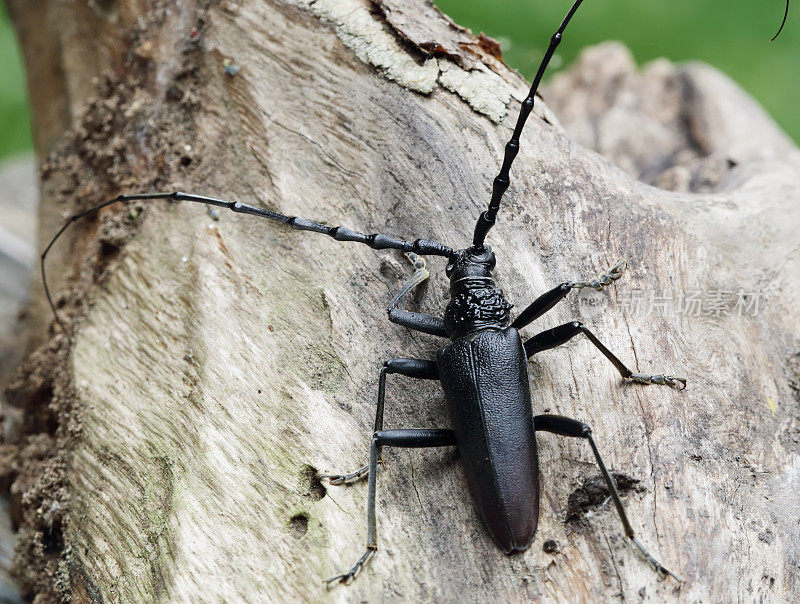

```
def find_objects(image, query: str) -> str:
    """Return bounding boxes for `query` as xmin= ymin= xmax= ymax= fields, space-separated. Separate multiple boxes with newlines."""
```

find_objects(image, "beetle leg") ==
xmin=534 ymin=414 xmax=683 ymax=582
xmin=325 ymin=429 xmax=456 ymax=586
xmin=320 ymin=358 xmax=439 ymax=485
xmin=523 ymin=321 xmax=686 ymax=390
xmin=321 ymin=464 xmax=369 ymax=486
xmin=387 ymin=252 xmax=448 ymax=337
xmin=390 ymin=253 xmax=429 ymax=307
xmin=511 ymin=261 xmax=627 ymax=330
xmin=567 ymin=260 xmax=628 ymax=291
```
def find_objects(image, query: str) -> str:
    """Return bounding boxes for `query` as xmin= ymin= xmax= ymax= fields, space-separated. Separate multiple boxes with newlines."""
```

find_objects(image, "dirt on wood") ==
xmin=1 ymin=2 xmax=211 ymax=599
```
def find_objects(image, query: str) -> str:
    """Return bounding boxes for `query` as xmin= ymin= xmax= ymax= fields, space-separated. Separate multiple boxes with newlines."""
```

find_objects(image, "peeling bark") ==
xmin=3 ymin=0 xmax=800 ymax=601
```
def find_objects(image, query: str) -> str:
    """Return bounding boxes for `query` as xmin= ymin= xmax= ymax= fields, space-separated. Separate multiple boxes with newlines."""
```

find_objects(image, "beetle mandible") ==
xmin=45 ymin=0 xmax=790 ymax=586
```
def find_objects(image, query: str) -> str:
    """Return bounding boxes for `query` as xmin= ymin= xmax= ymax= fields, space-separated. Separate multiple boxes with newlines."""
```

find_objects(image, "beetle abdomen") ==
xmin=437 ymin=327 xmax=539 ymax=553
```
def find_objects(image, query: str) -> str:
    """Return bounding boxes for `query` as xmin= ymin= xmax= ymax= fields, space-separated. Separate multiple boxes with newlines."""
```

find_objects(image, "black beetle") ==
xmin=319 ymin=243 xmax=684 ymax=584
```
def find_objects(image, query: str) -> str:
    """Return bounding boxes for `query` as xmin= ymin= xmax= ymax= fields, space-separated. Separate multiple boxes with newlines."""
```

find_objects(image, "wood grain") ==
xmin=4 ymin=0 xmax=800 ymax=600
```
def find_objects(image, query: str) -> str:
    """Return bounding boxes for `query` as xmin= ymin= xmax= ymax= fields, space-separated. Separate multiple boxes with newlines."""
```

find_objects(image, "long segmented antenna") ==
xmin=41 ymin=192 xmax=453 ymax=329
xmin=472 ymin=0 xmax=586 ymax=251
xmin=771 ymin=0 xmax=790 ymax=41
xmin=472 ymin=0 xmax=792 ymax=249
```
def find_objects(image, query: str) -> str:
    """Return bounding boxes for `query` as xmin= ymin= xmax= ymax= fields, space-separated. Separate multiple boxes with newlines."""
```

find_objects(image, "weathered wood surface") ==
xmin=0 ymin=153 xmax=36 ymax=604
xmin=3 ymin=0 xmax=800 ymax=601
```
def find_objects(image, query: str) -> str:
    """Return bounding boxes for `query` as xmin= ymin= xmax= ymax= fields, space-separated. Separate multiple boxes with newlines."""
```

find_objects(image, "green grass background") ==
xmin=0 ymin=4 xmax=32 ymax=159
xmin=1 ymin=1 xmax=798 ymax=161
xmin=436 ymin=0 xmax=799 ymax=141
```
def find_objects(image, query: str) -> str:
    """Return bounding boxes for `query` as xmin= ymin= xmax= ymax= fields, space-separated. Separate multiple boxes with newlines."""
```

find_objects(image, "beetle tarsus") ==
xmin=568 ymin=259 xmax=628 ymax=291
xmin=626 ymin=373 xmax=687 ymax=390
xmin=404 ymin=251 xmax=427 ymax=272
xmin=631 ymin=537 xmax=684 ymax=583
xmin=388 ymin=255 xmax=430 ymax=312
xmin=324 ymin=547 xmax=375 ymax=587
xmin=320 ymin=464 xmax=370 ymax=486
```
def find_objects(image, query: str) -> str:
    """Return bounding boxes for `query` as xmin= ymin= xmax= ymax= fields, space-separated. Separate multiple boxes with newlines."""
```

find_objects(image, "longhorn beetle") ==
xmin=42 ymin=0 xmax=791 ymax=588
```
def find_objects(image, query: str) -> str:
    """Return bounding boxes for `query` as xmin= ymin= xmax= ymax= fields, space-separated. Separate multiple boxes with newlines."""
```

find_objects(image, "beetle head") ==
xmin=446 ymin=246 xmax=496 ymax=283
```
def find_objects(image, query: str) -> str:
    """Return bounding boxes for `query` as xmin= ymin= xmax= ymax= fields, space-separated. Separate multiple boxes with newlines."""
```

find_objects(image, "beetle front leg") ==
xmin=534 ymin=414 xmax=682 ymax=582
xmin=387 ymin=252 xmax=448 ymax=337
xmin=511 ymin=261 xmax=627 ymax=330
xmin=320 ymin=358 xmax=438 ymax=485
xmin=524 ymin=321 xmax=686 ymax=390
xmin=325 ymin=429 xmax=457 ymax=586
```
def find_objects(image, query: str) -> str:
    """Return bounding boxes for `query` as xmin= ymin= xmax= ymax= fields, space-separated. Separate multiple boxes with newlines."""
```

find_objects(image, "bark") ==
xmin=3 ymin=0 xmax=800 ymax=601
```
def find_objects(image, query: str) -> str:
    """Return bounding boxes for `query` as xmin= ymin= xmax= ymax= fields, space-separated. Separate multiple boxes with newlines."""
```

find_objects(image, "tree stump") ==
xmin=3 ymin=0 xmax=800 ymax=601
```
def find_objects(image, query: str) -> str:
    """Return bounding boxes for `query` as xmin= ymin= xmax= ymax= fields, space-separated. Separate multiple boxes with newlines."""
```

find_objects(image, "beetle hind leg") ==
xmin=534 ymin=414 xmax=683 ymax=582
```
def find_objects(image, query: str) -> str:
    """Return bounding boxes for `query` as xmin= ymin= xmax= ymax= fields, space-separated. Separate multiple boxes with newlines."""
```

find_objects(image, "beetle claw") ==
xmin=319 ymin=464 xmax=370 ymax=486
xmin=569 ymin=259 xmax=628 ymax=291
xmin=626 ymin=373 xmax=687 ymax=390
xmin=404 ymin=251 xmax=427 ymax=272
xmin=324 ymin=548 xmax=375 ymax=587
xmin=630 ymin=537 xmax=684 ymax=583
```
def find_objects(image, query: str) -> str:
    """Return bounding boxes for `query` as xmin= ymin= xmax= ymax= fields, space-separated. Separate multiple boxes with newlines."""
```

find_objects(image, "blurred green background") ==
xmin=0 ymin=4 xmax=32 ymax=160
xmin=0 ymin=0 xmax=797 ymax=162
xmin=436 ymin=0 xmax=798 ymax=141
